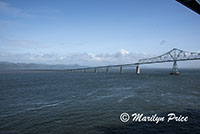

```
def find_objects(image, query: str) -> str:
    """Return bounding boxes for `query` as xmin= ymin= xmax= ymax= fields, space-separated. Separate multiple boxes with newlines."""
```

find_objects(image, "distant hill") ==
xmin=0 ymin=62 xmax=87 ymax=70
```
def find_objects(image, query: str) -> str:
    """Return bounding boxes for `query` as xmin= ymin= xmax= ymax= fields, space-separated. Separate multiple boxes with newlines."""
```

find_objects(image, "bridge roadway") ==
xmin=68 ymin=58 xmax=200 ymax=70
xmin=65 ymin=48 xmax=200 ymax=75
xmin=25 ymin=48 xmax=200 ymax=75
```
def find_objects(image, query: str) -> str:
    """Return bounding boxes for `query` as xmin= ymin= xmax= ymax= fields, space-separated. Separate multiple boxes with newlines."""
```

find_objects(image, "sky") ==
xmin=0 ymin=0 xmax=200 ymax=67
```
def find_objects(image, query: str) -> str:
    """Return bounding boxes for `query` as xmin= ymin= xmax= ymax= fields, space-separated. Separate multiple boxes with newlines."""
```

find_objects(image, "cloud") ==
xmin=0 ymin=1 xmax=61 ymax=19
xmin=0 ymin=49 xmax=199 ymax=68
xmin=0 ymin=49 xmax=151 ymax=66
xmin=0 ymin=37 xmax=48 ymax=52
xmin=120 ymin=49 xmax=130 ymax=56
xmin=0 ymin=20 xmax=12 ymax=25
xmin=0 ymin=1 xmax=31 ymax=17
xmin=3 ymin=39 xmax=40 ymax=47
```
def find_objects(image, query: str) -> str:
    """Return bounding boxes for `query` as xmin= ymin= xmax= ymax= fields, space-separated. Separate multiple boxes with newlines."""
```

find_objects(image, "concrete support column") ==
xmin=170 ymin=60 xmax=180 ymax=75
xmin=106 ymin=67 xmax=109 ymax=73
xmin=136 ymin=65 xmax=140 ymax=75
xmin=84 ymin=69 xmax=87 ymax=72
xmin=120 ymin=66 xmax=123 ymax=74
xmin=94 ymin=68 xmax=97 ymax=73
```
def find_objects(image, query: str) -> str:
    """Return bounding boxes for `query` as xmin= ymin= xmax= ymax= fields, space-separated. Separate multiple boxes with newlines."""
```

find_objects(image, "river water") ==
xmin=0 ymin=69 xmax=200 ymax=134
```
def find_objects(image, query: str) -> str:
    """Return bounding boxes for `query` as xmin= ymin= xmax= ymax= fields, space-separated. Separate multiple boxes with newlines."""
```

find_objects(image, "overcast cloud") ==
xmin=0 ymin=49 xmax=152 ymax=66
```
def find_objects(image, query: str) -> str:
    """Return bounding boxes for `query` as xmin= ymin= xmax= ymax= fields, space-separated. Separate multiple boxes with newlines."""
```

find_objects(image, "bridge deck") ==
xmin=23 ymin=48 xmax=200 ymax=72
xmin=66 ymin=57 xmax=200 ymax=72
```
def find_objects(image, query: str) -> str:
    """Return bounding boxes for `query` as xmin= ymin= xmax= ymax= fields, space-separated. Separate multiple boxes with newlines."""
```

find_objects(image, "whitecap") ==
xmin=118 ymin=94 xmax=135 ymax=103
xmin=26 ymin=102 xmax=60 ymax=111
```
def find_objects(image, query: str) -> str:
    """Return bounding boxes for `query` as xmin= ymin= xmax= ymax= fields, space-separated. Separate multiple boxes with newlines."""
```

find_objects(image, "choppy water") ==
xmin=0 ymin=69 xmax=200 ymax=134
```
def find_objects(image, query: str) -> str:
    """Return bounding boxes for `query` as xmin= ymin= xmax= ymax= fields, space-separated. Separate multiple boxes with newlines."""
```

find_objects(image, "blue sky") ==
xmin=0 ymin=0 xmax=200 ymax=66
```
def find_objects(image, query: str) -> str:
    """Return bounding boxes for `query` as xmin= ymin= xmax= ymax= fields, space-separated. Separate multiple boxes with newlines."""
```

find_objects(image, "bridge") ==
xmin=66 ymin=48 xmax=200 ymax=75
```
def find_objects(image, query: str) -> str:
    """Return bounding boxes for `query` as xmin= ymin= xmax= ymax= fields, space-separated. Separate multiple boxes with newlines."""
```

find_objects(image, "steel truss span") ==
xmin=67 ymin=48 xmax=200 ymax=75
xmin=138 ymin=48 xmax=200 ymax=64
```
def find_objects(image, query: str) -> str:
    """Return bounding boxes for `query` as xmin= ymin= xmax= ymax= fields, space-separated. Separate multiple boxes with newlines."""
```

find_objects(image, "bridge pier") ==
xmin=94 ymin=68 xmax=97 ymax=73
xmin=120 ymin=66 xmax=123 ymax=74
xmin=136 ymin=65 xmax=140 ymax=75
xmin=170 ymin=60 xmax=179 ymax=75
xmin=106 ymin=67 xmax=109 ymax=73
xmin=84 ymin=69 xmax=87 ymax=72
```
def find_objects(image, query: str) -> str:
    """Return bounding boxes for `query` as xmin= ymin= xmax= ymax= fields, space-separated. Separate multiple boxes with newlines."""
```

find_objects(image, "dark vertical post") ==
xmin=120 ymin=66 xmax=123 ymax=74
xmin=170 ymin=60 xmax=180 ymax=75
xmin=136 ymin=65 xmax=140 ymax=75
xmin=106 ymin=67 xmax=109 ymax=73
